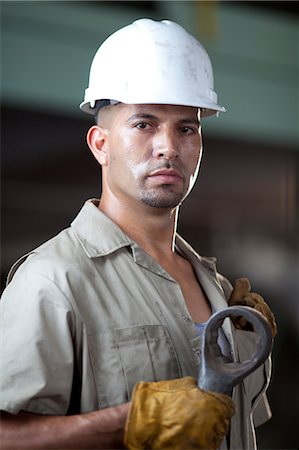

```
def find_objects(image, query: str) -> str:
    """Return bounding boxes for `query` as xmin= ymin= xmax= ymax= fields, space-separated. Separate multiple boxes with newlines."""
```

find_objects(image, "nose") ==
xmin=152 ymin=128 xmax=178 ymax=160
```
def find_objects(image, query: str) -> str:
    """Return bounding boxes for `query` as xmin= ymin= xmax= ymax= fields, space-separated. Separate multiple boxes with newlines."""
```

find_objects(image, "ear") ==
xmin=86 ymin=125 xmax=109 ymax=166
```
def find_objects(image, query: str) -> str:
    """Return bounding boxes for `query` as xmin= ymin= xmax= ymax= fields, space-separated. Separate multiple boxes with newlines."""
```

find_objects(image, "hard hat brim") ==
xmin=79 ymin=99 xmax=226 ymax=118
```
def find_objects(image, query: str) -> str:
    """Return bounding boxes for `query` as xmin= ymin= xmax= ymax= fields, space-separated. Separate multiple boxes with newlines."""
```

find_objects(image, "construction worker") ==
xmin=0 ymin=19 xmax=276 ymax=449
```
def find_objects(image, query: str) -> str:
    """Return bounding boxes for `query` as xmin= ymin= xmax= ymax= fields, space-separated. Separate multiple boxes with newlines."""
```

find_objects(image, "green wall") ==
xmin=1 ymin=1 xmax=298 ymax=147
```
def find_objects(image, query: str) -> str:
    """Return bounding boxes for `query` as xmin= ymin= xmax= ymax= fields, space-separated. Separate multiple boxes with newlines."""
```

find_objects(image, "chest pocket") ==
xmin=88 ymin=324 xmax=182 ymax=408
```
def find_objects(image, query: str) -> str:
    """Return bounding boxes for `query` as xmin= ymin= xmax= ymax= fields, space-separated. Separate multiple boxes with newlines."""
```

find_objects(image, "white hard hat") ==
xmin=80 ymin=18 xmax=225 ymax=117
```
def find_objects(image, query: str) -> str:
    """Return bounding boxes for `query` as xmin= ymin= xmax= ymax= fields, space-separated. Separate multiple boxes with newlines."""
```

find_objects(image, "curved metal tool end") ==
xmin=198 ymin=306 xmax=273 ymax=395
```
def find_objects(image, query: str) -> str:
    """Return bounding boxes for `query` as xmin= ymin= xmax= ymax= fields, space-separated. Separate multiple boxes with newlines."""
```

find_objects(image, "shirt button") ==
xmin=183 ymin=315 xmax=191 ymax=322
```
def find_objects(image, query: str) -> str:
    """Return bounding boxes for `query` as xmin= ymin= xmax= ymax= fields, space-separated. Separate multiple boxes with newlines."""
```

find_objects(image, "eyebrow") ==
xmin=126 ymin=114 xmax=157 ymax=123
xmin=126 ymin=113 xmax=200 ymax=126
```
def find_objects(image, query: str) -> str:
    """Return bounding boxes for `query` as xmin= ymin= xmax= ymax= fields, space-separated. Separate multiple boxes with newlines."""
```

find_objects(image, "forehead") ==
xmin=116 ymin=103 xmax=200 ymax=122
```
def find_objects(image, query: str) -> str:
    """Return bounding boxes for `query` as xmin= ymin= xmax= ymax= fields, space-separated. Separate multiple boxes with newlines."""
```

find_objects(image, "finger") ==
xmin=233 ymin=317 xmax=250 ymax=330
xmin=235 ymin=293 xmax=277 ymax=337
xmin=249 ymin=293 xmax=277 ymax=335
xmin=229 ymin=278 xmax=251 ymax=304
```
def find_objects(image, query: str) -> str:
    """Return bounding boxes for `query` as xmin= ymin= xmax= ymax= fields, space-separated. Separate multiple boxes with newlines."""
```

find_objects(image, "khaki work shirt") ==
xmin=1 ymin=199 xmax=272 ymax=449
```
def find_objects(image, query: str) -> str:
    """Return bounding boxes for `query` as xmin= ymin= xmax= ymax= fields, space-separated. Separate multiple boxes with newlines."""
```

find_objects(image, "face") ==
xmin=88 ymin=103 xmax=202 ymax=211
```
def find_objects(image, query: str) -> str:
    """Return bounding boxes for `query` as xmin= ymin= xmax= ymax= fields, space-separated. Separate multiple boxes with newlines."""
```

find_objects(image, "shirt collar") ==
xmin=71 ymin=199 xmax=218 ymax=281
xmin=71 ymin=200 xmax=234 ymax=350
xmin=71 ymin=199 xmax=133 ymax=258
xmin=70 ymin=200 xmax=182 ymax=281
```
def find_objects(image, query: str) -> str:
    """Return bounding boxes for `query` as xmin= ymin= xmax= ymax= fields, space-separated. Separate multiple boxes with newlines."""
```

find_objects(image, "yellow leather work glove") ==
xmin=124 ymin=377 xmax=235 ymax=450
xmin=228 ymin=278 xmax=277 ymax=337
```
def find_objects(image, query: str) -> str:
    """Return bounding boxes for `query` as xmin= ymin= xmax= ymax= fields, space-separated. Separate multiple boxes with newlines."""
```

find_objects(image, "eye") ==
xmin=180 ymin=124 xmax=201 ymax=135
xmin=180 ymin=126 xmax=195 ymax=134
xmin=135 ymin=122 xmax=151 ymax=130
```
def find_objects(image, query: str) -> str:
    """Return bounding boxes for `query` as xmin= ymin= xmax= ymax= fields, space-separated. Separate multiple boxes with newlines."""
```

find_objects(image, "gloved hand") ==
xmin=124 ymin=376 xmax=235 ymax=450
xmin=228 ymin=277 xmax=277 ymax=337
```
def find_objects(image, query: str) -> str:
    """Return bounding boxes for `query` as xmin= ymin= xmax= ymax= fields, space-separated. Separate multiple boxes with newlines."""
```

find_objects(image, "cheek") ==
xmin=195 ymin=146 xmax=203 ymax=171
xmin=110 ymin=145 xmax=146 ymax=182
xmin=186 ymin=141 xmax=202 ymax=174
xmin=187 ymin=144 xmax=203 ymax=192
xmin=118 ymin=136 xmax=150 ymax=180
xmin=128 ymin=159 xmax=150 ymax=181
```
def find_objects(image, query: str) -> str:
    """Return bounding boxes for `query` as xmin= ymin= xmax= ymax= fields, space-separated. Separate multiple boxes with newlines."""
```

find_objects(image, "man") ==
xmin=1 ymin=19 xmax=276 ymax=449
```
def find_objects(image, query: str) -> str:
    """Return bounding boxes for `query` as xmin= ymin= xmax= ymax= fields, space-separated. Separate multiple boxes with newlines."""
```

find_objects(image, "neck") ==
xmin=98 ymin=193 xmax=179 ymax=259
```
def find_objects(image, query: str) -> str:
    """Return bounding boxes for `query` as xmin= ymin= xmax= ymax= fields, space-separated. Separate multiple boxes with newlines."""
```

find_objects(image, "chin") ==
xmin=140 ymin=191 xmax=184 ymax=209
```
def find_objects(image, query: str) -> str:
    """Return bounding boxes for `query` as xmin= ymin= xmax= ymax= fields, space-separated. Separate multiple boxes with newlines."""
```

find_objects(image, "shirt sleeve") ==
xmin=0 ymin=259 xmax=76 ymax=415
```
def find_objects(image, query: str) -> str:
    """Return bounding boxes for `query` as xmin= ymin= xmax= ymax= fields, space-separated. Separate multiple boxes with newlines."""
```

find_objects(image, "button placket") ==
xmin=183 ymin=314 xmax=191 ymax=323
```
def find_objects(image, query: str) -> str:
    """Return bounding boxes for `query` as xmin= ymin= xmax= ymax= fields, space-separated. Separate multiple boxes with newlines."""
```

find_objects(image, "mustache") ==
xmin=149 ymin=161 xmax=181 ymax=172
xmin=146 ymin=161 xmax=188 ymax=181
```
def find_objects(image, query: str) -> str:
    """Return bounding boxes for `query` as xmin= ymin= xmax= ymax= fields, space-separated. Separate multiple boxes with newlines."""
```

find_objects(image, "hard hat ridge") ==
xmin=80 ymin=18 xmax=225 ymax=117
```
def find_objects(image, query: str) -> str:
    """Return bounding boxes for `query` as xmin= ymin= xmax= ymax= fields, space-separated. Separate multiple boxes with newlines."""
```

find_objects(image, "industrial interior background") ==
xmin=1 ymin=1 xmax=298 ymax=449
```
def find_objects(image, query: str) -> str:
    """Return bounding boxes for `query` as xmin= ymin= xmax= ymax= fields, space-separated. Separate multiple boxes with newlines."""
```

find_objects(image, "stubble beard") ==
xmin=140 ymin=185 xmax=185 ymax=209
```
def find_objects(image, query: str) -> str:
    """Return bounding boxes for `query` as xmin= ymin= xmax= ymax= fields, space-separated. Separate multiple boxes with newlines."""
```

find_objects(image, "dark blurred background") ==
xmin=1 ymin=1 xmax=298 ymax=448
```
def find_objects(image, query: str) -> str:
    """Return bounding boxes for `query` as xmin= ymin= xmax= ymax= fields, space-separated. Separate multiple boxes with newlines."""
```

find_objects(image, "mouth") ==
xmin=148 ymin=168 xmax=183 ymax=185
